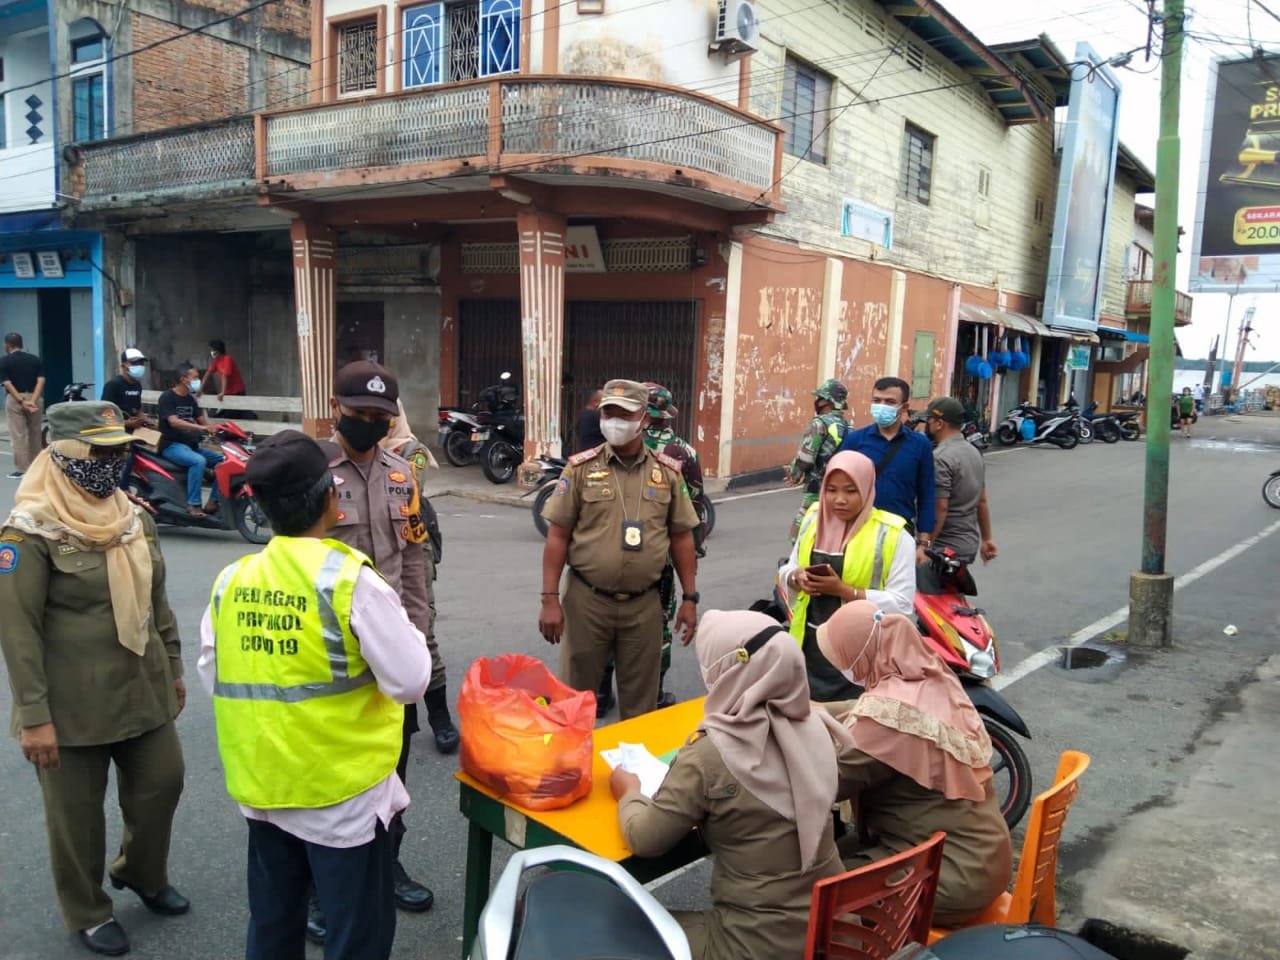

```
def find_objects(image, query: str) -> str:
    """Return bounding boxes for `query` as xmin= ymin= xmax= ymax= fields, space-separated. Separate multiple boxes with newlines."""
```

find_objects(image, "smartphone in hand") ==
xmin=805 ymin=563 xmax=836 ymax=578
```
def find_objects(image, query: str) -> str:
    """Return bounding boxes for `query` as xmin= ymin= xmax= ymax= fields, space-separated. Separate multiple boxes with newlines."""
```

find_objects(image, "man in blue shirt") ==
xmin=837 ymin=376 xmax=937 ymax=551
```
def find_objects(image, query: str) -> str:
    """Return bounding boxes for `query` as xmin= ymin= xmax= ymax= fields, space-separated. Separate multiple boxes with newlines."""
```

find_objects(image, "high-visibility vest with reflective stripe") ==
xmin=210 ymin=537 xmax=403 ymax=809
xmin=789 ymin=505 xmax=906 ymax=645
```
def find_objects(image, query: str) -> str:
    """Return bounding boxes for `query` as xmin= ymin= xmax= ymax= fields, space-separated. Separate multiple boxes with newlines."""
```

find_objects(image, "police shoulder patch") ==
xmin=0 ymin=544 xmax=18 ymax=574
xmin=568 ymin=445 xmax=602 ymax=467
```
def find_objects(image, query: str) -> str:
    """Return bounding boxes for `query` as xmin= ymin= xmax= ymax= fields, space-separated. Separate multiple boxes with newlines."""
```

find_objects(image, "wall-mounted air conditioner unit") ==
xmin=712 ymin=0 xmax=758 ymax=57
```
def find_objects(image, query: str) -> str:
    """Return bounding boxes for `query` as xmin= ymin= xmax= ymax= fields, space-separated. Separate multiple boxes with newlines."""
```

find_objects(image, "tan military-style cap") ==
xmin=46 ymin=401 xmax=133 ymax=446
xmin=598 ymin=379 xmax=648 ymax=413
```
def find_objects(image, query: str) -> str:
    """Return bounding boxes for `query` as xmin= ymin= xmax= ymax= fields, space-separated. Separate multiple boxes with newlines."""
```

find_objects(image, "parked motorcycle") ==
xmin=127 ymin=422 xmax=270 ymax=544
xmin=756 ymin=548 xmax=1033 ymax=828
xmin=995 ymin=402 xmax=1079 ymax=450
xmin=1115 ymin=410 xmax=1141 ymax=441
xmin=911 ymin=412 xmax=989 ymax=451
xmin=40 ymin=381 xmax=92 ymax=446
xmin=1078 ymin=402 xmax=1122 ymax=444
xmin=438 ymin=407 xmax=485 ymax=467
xmin=469 ymin=845 xmax=691 ymax=960
xmin=478 ymin=412 xmax=526 ymax=484
xmin=1263 ymin=468 xmax=1280 ymax=509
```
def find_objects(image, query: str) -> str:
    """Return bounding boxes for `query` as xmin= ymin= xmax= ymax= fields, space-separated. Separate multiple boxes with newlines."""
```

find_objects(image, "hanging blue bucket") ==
xmin=977 ymin=361 xmax=994 ymax=380
xmin=965 ymin=355 xmax=982 ymax=376
xmin=1009 ymin=351 xmax=1030 ymax=370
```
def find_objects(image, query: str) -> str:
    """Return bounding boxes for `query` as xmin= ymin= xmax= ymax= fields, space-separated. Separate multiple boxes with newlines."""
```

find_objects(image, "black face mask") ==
xmin=336 ymin=415 xmax=390 ymax=453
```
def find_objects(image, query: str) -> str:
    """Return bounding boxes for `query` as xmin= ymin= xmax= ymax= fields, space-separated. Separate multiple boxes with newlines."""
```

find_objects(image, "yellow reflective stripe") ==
xmin=210 ymin=560 xmax=242 ymax=619
xmin=870 ymin=523 xmax=889 ymax=590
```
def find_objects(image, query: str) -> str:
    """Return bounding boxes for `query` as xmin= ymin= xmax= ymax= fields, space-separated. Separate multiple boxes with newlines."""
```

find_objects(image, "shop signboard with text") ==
xmin=1191 ymin=54 xmax=1280 ymax=291
xmin=1043 ymin=43 xmax=1122 ymax=333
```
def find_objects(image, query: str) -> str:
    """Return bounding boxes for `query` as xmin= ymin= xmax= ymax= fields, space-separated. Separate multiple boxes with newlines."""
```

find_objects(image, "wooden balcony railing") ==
xmin=258 ymin=75 xmax=783 ymax=204
xmin=1126 ymin=279 xmax=1194 ymax=326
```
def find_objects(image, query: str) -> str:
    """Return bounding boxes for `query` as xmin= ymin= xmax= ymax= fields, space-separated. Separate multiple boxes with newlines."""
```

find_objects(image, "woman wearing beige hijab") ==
xmin=818 ymin=600 xmax=1012 ymax=924
xmin=610 ymin=610 xmax=852 ymax=960
xmin=0 ymin=402 xmax=187 ymax=957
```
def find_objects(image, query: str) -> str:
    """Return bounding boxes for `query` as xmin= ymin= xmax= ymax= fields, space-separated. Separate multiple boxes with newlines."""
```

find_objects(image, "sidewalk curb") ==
xmin=433 ymin=486 xmax=532 ymax=509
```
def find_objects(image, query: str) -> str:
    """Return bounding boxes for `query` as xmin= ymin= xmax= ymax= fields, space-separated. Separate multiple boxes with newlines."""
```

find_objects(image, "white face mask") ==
xmin=600 ymin=416 xmax=642 ymax=447
xmin=188 ymin=378 xmax=202 ymax=393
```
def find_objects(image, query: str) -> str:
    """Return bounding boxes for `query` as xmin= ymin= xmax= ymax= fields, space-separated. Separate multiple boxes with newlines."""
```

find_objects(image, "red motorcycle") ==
xmin=129 ymin=423 xmax=270 ymax=544
xmin=759 ymin=547 xmax=1033 ymax=827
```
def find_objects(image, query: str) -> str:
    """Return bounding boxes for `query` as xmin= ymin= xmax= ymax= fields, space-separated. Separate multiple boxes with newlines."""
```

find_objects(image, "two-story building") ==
xmin=62 ymin=0 xmax=1181 ymax=477
xmin=0 ymin=0 xmax=308 ymax=402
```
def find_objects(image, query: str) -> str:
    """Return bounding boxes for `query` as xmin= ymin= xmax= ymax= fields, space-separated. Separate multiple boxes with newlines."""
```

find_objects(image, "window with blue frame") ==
xmin=401 ymin=0 xmax=519 ymax=89
xmin=69 ymin=22 xmax=108 ymax=142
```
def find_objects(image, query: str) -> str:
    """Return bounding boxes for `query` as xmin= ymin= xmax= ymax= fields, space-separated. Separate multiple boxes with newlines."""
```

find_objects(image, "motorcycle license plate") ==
xmin=471 ymin=432 xmax=487 ymax=442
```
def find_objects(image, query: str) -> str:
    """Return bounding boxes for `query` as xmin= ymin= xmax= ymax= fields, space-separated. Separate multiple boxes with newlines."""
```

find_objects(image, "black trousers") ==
xmin=246 ymin=819 xmax=395 ymax=960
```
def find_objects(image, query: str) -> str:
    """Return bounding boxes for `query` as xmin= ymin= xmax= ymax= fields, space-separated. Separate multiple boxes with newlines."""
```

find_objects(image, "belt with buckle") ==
xmin=571 ymin=568 xmax=659 ymax=602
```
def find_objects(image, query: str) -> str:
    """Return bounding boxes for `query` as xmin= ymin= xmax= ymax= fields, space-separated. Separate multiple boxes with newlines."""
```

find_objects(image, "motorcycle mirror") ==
xmin=500 ymin=371 xmax=512 ymax=381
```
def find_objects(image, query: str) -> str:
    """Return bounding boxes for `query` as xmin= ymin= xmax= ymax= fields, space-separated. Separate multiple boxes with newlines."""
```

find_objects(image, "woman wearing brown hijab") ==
xmin=610 ymin=610 xmax=852 ymax=960
xmin=818 ymin=600 xmax=1012 ymax=924
xmin=0 ymin=402 xmax=188 ymax=956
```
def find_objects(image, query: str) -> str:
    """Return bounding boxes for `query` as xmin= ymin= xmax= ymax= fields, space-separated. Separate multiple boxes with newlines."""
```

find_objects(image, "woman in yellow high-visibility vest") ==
xmin=778 ymin=450 xmax=915 ymax=700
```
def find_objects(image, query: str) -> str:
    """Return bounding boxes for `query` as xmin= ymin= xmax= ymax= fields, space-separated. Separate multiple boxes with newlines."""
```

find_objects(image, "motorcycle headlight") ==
xmin=968 ymin=649 xmax=997 ymax=679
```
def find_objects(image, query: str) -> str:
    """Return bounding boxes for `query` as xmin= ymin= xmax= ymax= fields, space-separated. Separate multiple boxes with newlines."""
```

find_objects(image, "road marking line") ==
xmin=993 ymin=516 xmax=1280 ymax=690
xmin=714 ymin=486 xmax=792 ymax=503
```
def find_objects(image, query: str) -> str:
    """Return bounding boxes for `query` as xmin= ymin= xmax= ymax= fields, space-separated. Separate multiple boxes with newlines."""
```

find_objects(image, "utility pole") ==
xmin=1128 ymin=0 xmax=1183 ymax=648
xmin=1229 ymin=307 xmax=1255 ymax=406
xmin=1202 ymin=334 xmax=1218 ymax=393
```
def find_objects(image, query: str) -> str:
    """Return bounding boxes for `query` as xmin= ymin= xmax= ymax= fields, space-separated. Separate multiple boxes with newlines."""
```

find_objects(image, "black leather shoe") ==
xmin=393 ymin=861 xmax=435 ymax=912
xmin=108 ymin=875 xmax=189 ymax=916
xmin=424 ymin=687 xmax=460 ymax=755
xmin=305 ymin=898 xmax=326 ymax=945
xmin=656 ymin=691 xmax=678 ymax=709
xmin=78 ymin=920 xmax=130 ymax=956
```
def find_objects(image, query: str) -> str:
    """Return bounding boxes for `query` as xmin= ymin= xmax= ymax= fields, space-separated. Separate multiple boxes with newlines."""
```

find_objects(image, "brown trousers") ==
xmin=423 ymin=549 xmax=445 ymax=692
xmin=560 ymin=575 xmax=663 ymax=720
xmin=5 ymin=393 xmax=43 ymax=472
xmin=36 ymin=722 xmax=185 ymax=930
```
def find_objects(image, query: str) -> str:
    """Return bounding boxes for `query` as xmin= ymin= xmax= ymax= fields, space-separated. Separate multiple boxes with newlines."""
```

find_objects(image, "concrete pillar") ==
xmin=817 ymin=257 xmax=843 ymax=384
xmin=716 ymin=240 xmax=745 ymax=478
xmin=943 ymin=283 xmax=961 ymax=394
xmin=516 ymin=207 xmax=566 ymax=474
xmin=885 ymin=269 xmax=906 ymax=378
xmin=1128 ymin=571 xmax=1174 ymax=647
xmin=290 ymin=219 xmax=337 ymax=438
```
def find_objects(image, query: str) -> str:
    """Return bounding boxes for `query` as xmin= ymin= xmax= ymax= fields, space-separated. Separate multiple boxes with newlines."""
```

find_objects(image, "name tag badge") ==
xmin=621 ymin=521 xmax=643 ymax=551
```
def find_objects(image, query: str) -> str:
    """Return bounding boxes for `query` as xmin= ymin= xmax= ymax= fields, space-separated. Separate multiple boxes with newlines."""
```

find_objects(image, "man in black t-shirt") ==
xmin=0 ymin=332 xmax=45 ymax=478
xmin=573 ymin=389 xmax=605 ymax=453
xmin=101 ymin=348 xmax=153 ymax=430
xmin=158 ymin=362 xmax=224 ymax=516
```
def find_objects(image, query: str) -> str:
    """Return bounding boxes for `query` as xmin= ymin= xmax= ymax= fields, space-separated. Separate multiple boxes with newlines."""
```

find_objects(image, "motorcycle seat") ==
xmin=510 ymin=871 xmax=676 ymax=960
xmin=147 ymin=455 xmax=212 ymax=475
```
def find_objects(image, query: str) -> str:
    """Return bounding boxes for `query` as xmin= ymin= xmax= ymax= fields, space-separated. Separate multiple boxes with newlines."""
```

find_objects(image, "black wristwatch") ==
xmin=682 ymin=592 xmax=700 ymax=605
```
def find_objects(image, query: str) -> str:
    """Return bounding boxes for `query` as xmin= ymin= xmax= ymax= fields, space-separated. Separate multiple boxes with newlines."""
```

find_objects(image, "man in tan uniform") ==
xmin=538 ymin=379 xmax=700 ymax=720
xmin=305 ymin=362 xmax=436 ymax=944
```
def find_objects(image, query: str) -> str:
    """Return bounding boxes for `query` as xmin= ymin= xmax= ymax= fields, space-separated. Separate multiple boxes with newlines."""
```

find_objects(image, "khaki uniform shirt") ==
xmin=0 ymin=510 xmax=182 ymax=746
xmin=836 ymin=743 xmax=1013 ymax=917
xmin=542 ymin=443 xmax=698 ymax=594
xmin=619 ymin=734 xmax=845 ymax=960
xmin=321 ymin=441 xmax=432 ymax=639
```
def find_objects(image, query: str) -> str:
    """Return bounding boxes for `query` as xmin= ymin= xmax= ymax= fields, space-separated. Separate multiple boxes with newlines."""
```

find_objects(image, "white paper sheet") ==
xmin=600 ymin=741 xmax=671 ymax=799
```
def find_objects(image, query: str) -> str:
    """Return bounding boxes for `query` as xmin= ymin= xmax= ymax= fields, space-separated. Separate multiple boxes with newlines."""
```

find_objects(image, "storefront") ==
xmin=0 ymin=221 xmax=105 ymax=403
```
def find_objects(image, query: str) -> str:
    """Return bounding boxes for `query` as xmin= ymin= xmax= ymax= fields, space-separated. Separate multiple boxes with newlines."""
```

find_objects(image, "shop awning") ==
xmin=1098 ymin=326 xmax=1151 ymax=344
xmin=958 ymin=303 xmax=1048 ymax=336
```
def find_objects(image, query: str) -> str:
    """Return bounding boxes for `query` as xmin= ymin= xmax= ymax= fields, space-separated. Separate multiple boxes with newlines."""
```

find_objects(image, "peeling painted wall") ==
xmin=835 ymin=259 xmax=893 ymax=421
xmin=556 ymin=0 xmax=739 ymax=102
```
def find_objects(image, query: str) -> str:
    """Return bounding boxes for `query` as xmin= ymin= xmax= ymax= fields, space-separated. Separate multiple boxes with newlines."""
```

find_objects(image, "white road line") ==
xmin=713 ymin=486 xmax=793 ymax=503
xmin=993 ymin=516 xmax=1280 ymax=690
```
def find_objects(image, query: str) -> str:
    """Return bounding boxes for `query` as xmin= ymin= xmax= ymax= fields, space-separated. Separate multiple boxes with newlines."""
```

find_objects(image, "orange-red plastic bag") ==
xmin=458 ymin=654 xmax=595 ymax=811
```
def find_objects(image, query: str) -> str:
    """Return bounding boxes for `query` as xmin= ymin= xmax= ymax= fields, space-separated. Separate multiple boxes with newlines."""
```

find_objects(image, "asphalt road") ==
xmin=2 ymin=417 xmax=1278 ymax=959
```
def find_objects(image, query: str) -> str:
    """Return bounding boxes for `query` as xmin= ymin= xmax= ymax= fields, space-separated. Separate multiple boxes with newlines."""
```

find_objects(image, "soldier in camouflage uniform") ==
xmin=787 ymin=378 xmax=850 ymax=544
xmin=596 ymin=385 xmax=704 ymax=715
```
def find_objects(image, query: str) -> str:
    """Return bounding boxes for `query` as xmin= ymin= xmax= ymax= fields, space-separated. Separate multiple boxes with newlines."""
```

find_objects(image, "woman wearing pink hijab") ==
xmin=610 ymin=610 xmax=852 ymax=960
xmin=778 ymin=450 xmax=915 ymax=700
xmin=819 ymin=600 xmax=1012 ymax=924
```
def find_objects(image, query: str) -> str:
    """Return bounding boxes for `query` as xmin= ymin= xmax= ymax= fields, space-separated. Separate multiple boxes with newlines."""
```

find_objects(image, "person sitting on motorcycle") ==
xmin=778 ymin=450 xmax=914 ymax=701
xmin=818 ymin=600 xmax=1012 ymax=925
xmin=611 ymin=609 xmax=851 ymax=960
xmin=157 ymin=363 xmax=224 ymax=518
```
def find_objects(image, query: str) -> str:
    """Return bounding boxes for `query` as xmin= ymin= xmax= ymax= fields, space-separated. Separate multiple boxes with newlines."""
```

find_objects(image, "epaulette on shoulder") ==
xmin=569 ymin=445 xmax=602 ymax=467
xmin=657 ymin=451 xmax=683 ymax=474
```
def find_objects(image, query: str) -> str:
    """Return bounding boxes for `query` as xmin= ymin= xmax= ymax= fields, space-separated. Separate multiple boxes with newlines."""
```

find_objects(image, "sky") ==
xmin=943 ymin=0 xmax=1280 ymax=363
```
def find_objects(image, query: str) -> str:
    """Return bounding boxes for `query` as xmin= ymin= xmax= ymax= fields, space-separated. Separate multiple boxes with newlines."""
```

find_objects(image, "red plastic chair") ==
xmin=804 ymin=831 xmax=946 ymax=960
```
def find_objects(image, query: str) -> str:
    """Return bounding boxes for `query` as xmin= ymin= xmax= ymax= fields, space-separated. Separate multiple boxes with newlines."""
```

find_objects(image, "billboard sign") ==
xmin=1191 ymin=55 xmax=1280 ymax=291
xmin=1043 ymin=43 xmax=1122 ymax=333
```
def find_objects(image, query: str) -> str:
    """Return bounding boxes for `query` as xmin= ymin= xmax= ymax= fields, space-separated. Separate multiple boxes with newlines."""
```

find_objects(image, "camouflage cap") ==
xmin=812 ymin=378 xmax=849 ymax=410
xmin=647 ymin=385 xmax=676 ymax=419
